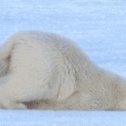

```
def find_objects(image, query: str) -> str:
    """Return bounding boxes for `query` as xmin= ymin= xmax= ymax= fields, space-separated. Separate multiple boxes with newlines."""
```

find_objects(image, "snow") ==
xmin=0 ymin=110 xmax=126 ymax=126
xmin=0 ymin=0 xmax=126 ymax=125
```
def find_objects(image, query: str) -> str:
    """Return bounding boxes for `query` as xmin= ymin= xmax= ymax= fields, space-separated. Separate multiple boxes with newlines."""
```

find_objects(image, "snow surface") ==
xmin=0 ymin=0 xmax=126 ymax=125
xmin=0 ymin=110 xmax=126 ymax=126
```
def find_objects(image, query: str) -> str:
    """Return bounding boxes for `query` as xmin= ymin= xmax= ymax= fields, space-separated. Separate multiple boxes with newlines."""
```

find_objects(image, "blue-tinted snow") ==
xmin=0 ymin=110 xmax=126 ymax=126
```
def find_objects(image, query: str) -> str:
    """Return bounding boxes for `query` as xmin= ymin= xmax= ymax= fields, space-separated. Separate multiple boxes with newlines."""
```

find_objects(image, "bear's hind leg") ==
xmin=0 ymin=74 xmax=52 ymax=109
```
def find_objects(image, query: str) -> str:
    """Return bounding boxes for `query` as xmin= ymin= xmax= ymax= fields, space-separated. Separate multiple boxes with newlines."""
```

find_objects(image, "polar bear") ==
xmin=0 ymin=31 xmax=126 ymax=110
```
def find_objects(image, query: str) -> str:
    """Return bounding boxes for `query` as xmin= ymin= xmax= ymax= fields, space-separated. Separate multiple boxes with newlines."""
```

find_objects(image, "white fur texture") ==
xmin=0 ymin=31 xmax=126 ymax=110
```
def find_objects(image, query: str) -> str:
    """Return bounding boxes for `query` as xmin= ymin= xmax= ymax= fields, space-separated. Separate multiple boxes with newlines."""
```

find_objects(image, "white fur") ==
xmin=0 ymin=31 xmax=126 ymax=110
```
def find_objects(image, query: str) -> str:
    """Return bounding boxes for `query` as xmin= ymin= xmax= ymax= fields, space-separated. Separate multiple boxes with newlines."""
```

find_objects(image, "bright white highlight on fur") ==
xmin=0 ymin=31 xmax=126 ymax=110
